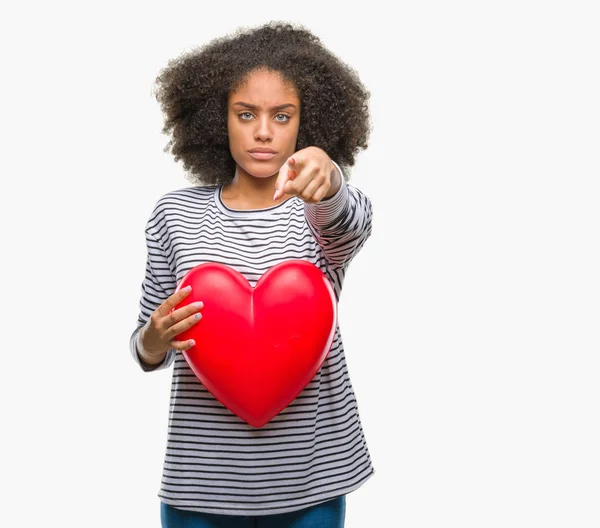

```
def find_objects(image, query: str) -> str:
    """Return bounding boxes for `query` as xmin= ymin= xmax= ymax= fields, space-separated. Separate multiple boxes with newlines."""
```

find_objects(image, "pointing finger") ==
xmin=274 ymin=157 xmax=295 ymax=200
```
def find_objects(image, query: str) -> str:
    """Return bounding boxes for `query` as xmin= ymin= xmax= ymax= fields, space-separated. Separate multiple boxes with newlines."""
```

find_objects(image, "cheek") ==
xmin=284 ymin=123 xmax=300 ymax=144
xmin=227 ymin=122 xmax=243 ymax=147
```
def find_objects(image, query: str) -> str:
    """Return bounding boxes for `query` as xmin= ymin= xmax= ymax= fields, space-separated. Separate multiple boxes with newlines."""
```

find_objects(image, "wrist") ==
xmin=137 ymin=324 xmax=166 ymax=365
xmin=324 ymin=161 xmax=342 ymax=199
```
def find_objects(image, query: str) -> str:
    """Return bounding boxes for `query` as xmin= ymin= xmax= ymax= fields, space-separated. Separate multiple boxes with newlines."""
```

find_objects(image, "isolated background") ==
xmin=1 ymin=1 xmax=598 ymax=527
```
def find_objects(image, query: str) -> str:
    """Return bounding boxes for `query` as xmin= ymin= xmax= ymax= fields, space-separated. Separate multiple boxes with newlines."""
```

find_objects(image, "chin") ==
xmin=240 ymin=162 xmax=281 ymax=179
xmin=251 ymin=171 xmax=279 ymax=179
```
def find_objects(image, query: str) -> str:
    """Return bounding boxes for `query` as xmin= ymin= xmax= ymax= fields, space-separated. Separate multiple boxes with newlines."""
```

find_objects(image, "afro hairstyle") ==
xmin=152 ymin=21 xmax=372 ymax=186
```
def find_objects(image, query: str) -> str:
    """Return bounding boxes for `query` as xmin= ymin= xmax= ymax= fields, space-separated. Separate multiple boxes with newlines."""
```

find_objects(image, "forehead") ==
xmin=228 ymin=69 xmax=299 ymax=104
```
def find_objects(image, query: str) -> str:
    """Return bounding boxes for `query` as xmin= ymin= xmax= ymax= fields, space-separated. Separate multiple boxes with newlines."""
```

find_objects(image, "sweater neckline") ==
xmin=213 ymin=185 xmax=295 ymax=218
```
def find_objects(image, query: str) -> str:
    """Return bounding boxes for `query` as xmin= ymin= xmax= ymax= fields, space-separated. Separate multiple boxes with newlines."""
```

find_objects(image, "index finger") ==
xmin=160 ymin=285 xmax=192 ymax=316
xmin=273 ymin=157 xmax=295 ymax=200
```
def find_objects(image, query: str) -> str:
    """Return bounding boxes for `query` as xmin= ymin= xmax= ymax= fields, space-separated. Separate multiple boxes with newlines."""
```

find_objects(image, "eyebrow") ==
xmin=232 ymin=102 xmax=297 ymax=111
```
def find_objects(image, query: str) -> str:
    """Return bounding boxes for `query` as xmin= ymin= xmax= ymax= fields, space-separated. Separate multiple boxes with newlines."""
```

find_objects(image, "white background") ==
xmin=1 ymin=1 xmax=598 ymax=526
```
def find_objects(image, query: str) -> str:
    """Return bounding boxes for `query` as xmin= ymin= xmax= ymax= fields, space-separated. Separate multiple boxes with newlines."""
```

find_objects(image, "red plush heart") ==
xmin=169 ymin=260 xmax=337 ymax=428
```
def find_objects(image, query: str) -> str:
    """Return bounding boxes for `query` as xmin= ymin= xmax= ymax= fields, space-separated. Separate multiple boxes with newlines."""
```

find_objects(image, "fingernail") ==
xmin=184 ymin=285 xmax=192 ymax=292
xmin=188 ymin=339 xmax=195 ymax=346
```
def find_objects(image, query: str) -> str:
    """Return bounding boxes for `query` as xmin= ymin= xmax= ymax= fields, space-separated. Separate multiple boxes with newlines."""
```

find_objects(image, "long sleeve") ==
xmin=129 ymin=229 xmax=178 ymax=372
xmin=303 ymin=160 xmax=374 ymax=269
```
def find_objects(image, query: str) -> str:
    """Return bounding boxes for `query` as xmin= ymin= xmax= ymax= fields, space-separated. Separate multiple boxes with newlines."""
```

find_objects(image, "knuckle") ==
xmin=166 ymin=312 xmax=177 ymax=328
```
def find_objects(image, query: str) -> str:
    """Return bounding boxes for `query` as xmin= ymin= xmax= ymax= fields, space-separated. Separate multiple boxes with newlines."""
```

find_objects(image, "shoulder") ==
xmin=146 ymin=185 xmax=218 ymax=234
xmin=160 ymin=184 xmax=216 ymax=203
xmin=152 ymin=185 xmax=216 ymax=211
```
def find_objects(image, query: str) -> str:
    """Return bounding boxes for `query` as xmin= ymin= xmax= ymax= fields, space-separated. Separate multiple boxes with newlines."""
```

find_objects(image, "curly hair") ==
xmin=152 ymin=21 xmax=372 ymax=187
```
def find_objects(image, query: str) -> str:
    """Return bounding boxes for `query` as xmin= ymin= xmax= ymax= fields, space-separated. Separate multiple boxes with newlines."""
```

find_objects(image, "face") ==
xmin=227 ymin=69 xmax=300 ymax=181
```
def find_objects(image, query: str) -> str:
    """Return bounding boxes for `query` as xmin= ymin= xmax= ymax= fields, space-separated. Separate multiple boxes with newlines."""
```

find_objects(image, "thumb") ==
xmin=274 ymin=157 xmax=294 ymax=200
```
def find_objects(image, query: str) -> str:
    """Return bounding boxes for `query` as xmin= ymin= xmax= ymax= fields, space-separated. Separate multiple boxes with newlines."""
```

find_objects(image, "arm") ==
xmin=303 ymin=160 xmax=374 ymax=269
xmin=129 ymin=230 xmax=177 ymax=372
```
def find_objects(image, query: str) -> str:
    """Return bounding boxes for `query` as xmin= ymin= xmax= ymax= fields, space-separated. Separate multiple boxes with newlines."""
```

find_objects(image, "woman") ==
xmin=130 ymin=21 xmax=375 ymax=527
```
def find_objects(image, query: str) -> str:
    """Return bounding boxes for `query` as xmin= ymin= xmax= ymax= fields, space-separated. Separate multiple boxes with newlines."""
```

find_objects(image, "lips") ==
xmin=248 ymin=151 xmax=277 ymax=160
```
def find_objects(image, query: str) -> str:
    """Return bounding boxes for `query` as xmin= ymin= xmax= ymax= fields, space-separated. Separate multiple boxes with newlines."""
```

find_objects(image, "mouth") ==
xmin=248 ymin=151 xmax=277 ymax=160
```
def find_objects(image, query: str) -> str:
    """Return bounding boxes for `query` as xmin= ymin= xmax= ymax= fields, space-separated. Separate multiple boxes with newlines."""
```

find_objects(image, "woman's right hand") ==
xmin=141 ymin=286 xmax=204 ymax=357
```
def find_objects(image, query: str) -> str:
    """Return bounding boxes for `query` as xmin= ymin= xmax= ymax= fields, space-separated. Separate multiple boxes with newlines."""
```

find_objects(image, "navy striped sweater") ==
xmin=129 ymin=161 xmax=375 ymax=516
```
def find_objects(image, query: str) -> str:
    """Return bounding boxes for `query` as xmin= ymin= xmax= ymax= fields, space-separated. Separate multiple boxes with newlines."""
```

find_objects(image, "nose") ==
xmin=254 ymin=115 xmax=274 ymax=141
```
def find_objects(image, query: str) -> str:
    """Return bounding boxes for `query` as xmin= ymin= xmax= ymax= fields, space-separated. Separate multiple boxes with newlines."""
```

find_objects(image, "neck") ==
xmin=223 ymin=165 xmax=291 ymax=207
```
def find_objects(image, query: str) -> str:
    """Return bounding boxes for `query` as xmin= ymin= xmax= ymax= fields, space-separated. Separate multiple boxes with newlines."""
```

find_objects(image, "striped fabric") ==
xmin=129 ymin=161 xmax=375 ymax=516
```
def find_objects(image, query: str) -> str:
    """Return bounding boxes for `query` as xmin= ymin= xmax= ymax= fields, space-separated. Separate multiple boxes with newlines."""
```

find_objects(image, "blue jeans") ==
xmin=160 ymin=495 xmax=346 ymax=527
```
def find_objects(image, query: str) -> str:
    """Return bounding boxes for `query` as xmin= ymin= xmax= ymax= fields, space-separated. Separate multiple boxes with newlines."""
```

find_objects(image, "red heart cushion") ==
xmin=169 ymin=260 xmax=338 ymax=428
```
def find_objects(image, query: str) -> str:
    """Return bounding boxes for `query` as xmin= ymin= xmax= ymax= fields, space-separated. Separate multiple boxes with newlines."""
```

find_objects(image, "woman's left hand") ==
xmin=273 ymin=146 xmax=342 ymax=203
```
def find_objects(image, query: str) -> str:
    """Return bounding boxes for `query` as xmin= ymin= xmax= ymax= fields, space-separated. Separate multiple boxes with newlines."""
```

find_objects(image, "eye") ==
xmin=237 ymin=112 xmax=290 ymax=122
